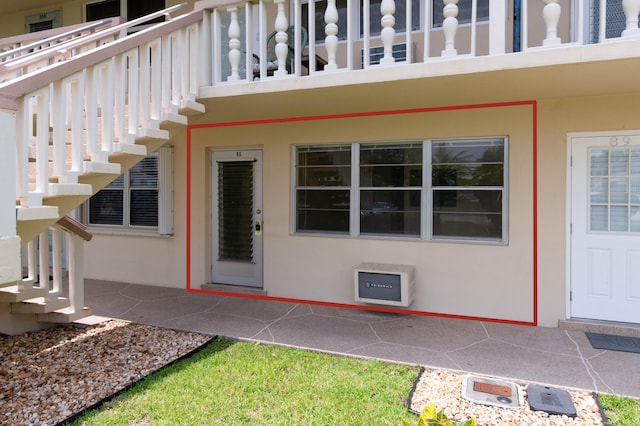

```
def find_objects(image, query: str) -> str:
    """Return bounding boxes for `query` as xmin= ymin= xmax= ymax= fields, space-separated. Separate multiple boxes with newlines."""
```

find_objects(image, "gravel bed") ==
xmin=0 ymin=320 xmax=212 ymax=426
xmin=409 ymin=368 xmax=605 ymax=425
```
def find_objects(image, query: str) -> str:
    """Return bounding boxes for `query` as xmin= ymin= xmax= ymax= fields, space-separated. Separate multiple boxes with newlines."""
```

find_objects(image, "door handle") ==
xmin=255 ymin=220 xmax=262 ymax=236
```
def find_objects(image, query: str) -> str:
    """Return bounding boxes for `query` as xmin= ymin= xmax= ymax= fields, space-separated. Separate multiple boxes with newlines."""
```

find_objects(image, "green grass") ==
xmin=598 ymin=393 xmax=640 ymax=426
xmin=68 ymin=338 xmax=420 ymax=425
xmin=67 ymin=338 xmax=640 ymax=426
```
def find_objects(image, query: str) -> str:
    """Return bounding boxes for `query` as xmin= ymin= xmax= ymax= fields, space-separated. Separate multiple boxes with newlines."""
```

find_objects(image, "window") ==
xmin=87 ymin=146 xmax=173 ymax=234
xmin=296 ymin=145 xmax=351 ymax=233
xmin=302 ymin=0 xmax=420 ymax=43
xmin=432 ymin=0 xmax=489 ymax=28
xmin=294 ymin=138 xmax=507 ymax=242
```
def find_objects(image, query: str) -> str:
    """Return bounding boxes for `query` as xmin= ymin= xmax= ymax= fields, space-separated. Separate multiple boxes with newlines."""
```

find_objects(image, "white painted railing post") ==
xmin=0 ymin=108 xmax=21 ymax=288
xmin=542 ymin=0 xmax=562 ymax=46
xmin=274 ymin=0 xmax=289 ymax=77
xmin=622 ymin=0 xmax=640 ymax=37
xmin=227 ymin=6 xmax=242 ymax=81
xmin=442 ymin=0 xmax=459 ymax=56
xmin=67 ymin=233 xmax=85 ymax=313
xmin=38 ymin=231 xmax=49 ymax=294
xmin=49 ymin=226 xmax=62 ymax=302
xmin=489 ymin=0 xmax=506 ymax=54
xmin=380 ymin=0 xmax=397 ymax=65
xmin=325 ymin=0 xmax=339 ymax=70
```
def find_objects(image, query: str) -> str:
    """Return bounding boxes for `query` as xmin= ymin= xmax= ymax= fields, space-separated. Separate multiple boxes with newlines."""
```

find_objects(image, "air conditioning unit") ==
xmin=361 ymin=43 xmax=413 ymax=68
xmin=354 ymin=262 xmax=415 ymax=307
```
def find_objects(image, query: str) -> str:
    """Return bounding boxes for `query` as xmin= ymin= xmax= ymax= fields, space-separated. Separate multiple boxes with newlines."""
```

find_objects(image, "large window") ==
xmin=294 ymin=138 xmax=507 ymax=242
xmin=87 ymin=146 xmax=173 ymax=235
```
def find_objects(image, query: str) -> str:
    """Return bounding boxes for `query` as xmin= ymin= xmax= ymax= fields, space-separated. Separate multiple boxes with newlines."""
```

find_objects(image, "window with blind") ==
xmin=87 ymin=146 xmax=173 ymax=234
xmin=294 ymin=138 xmax=507 ymax=242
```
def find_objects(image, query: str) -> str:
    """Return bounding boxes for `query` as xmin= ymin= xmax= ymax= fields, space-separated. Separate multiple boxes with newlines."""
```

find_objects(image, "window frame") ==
xmin=292 ymin=138 xmax=508 ymax=244
xmin=85 ymin=145 xmax=173 ymax=236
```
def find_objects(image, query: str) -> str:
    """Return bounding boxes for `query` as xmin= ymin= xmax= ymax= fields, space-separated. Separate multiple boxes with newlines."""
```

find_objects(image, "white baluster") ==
xmin=542 ymin=0 xmax=561 ymax=46
xmin=441 ymin=0 xmax=459 ymax=57
xmin=380 ymin=0 xmax=396 ymax=65
xmin=274 ymin=0 xmax=289 ymax=77
xmin=325 ymin=0 xmax=339 ymax=70
xmin=49 ymin=226 xmax=62 ymax=302
xmin=67 ymin=233 xmax=85 ymax=313
xmin=227 ymin=7 xmax=242 ymax=81
xmin=38 ymin=231 xmax=49 ymax=293
xmin=622 ymin=0 xmax=640 ymax=37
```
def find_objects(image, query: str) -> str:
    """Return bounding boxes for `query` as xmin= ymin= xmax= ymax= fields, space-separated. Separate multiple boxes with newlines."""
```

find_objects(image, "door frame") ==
xmin=566 ymin=130 xmax=639 ymax=321
xmin=210 ymin=148 xmax=263 ymax=288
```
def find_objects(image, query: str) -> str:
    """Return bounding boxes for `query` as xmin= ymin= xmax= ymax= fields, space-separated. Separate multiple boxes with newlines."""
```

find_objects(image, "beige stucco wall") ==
xmin=186 ymin=103 xmax=536 ymax=323
xmin=82 ymin=91 xmax=640 ymax=328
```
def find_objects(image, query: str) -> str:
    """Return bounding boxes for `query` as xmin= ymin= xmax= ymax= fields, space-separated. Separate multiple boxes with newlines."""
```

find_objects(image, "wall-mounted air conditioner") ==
xmin=354 ymin=262 xmax=415 ymax=307
xmin=361 ymin=43 xmax=414 ymax=68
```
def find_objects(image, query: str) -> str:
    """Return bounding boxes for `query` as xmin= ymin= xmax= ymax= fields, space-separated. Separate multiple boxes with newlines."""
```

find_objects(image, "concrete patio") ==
xmin=84 ymin=279 xmax=640 ymax=398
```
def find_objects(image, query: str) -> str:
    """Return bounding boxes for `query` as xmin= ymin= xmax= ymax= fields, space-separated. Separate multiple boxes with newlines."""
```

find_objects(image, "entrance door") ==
xmin=211 ymin=149 xmax=263 ymax=287
xmin=570 ymin=134 xmax=640 ymax=323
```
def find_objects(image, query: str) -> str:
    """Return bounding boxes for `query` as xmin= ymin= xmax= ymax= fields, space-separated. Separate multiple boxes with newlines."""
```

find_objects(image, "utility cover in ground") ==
xmin=526 ymin=385 xmax=577 ymax=417
xmin=461 ymin=375 xmax=523 ymax=409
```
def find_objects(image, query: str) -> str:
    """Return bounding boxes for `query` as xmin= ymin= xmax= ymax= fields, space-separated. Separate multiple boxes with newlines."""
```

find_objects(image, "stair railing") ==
xmin=0 ymin=19 xmax=115 ymax=63
xmin=0 ymin=3 xmax=189 ymax=83
xmin=2 ymin=7 xmax=206 ymax=227
xmin=22 ymin=216 xmax=92 ymax=313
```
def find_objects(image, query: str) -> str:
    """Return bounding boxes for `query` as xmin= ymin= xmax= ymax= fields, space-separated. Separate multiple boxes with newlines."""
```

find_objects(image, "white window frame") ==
xmin=292 ymin=138 xmax=508 ymax=243
xmin=85 ymin=145 xmax=173 ymax=236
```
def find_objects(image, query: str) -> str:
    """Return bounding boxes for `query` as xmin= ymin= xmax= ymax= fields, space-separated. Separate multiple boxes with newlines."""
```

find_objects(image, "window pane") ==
xmin=631 ymin=150 xmax=640 ymax=175
xmin=360 ymin=190 xmax=420 ymax=235
xmin=130 ymin=156 xmax=158 ymax=187
xmin=433 ymin=164 xmax=503 ymax=186
xmin=298 ymin=165 xmax=351 ymax=186
xmin=590 ymin=205 xmax=608 ymax=231
xmin=432 ymin=190 xmax=502 ymax=238
xmin=432 ymin=140 xmax=504 ymax=163
xmin=590 ymin=177 xmax=609 ymax=203
xmin=432 ymin=0 xmax=489 ymax=27
xmin=89 ymin=190 xmax=124 ymax=225
xmin=610 ymin=206 xmax=628 ymax=232
xmin=130 ymin=190 xmax=159 ymax=227
xmin=590 ymin=149 xmax=609 ymax=175
xmin=631 ymin=206 xmax=640 ymax=232
xmin=610 ymin=178 xmax=629 ymax=204
xmin=610 ymin=149 xmax=629 ymax=176
xmin=360 ymin=143 xmax=422 ymax=187
xmin=297 ymin=189 xmax=350 ymax=232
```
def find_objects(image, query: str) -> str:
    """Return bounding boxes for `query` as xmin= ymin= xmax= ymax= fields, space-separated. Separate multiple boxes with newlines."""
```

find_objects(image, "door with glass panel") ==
xmin=211 ymin=149 xmax=263 ymax=287
xmin=570 ymin=134 xmax=640 ymax=323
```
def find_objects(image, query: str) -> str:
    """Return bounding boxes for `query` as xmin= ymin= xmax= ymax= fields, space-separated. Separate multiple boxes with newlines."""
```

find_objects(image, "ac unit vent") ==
xmin=361 ymin=43 xmax=413 ymax=68
xmin=354 ymin=262 xmax=415 ymax=307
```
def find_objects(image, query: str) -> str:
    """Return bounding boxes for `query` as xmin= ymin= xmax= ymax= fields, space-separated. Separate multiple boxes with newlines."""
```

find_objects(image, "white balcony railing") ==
xmin=199 ymin=0 xmax=640 ymax=84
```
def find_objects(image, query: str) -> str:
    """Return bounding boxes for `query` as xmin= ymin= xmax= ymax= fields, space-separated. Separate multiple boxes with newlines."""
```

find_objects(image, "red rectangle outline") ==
xmin=186 ymin=100 xmax=538 ymax=326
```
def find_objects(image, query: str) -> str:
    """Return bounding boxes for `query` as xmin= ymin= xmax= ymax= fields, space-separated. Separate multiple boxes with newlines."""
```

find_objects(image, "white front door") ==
xmin=570 ymin=134 xmax=640 ymax=323
xmin=211 ymin=149 xmax=263 ymax=287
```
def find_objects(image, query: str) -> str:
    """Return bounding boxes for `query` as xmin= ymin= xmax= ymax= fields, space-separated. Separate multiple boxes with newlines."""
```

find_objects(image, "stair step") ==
xmin=37 ymin=307 xmax=93 ymax=323
xmin=16 ymin=205 xmax=59 ymax=221
xmin=0 ymin=285 xmax=47 ymax=302
xmin=180 ymin=100 xmax=206 ymax=116
xmin=11 ymin=297 xmax=71 ymax=314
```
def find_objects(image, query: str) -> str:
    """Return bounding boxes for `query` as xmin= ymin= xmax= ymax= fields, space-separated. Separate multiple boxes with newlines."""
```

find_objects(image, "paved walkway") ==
xmin=84 ymin=279 xmax=640 ymax=397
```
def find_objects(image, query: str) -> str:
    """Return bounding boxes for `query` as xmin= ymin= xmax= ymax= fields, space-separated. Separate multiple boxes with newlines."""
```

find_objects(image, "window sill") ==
xmin=87 ymin=227 xmax=172 ymax=238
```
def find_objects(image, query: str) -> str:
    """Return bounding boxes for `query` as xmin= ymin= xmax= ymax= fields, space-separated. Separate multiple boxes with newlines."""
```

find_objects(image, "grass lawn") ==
xmin=69 ymin=338 xmax=420 ymax=425
xmin=68 ymin=337 xmax=640 ymax=425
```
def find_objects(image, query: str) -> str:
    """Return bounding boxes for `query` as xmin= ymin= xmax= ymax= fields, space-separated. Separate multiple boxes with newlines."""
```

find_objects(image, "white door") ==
xmin=570 ymin=134 xmax=640 ymax=323
xmin=211 ymin=149 xmax=263 ymax=287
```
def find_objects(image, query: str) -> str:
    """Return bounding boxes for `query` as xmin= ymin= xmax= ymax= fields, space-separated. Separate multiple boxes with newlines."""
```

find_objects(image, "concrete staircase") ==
xmin=0 ymin=4 xmax=207 ymax=335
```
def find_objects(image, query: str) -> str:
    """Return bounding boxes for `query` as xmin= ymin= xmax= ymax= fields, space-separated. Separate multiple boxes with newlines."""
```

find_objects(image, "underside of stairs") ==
xmin=0 ymin=4 xmax=206 ymax=335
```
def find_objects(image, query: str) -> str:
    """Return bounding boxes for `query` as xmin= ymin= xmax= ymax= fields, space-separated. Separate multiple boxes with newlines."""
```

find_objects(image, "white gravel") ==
xmin=409 ymin=368 xmax=605 ymax=425
xmin=0 ymin=320 xmax=212 ymax=426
